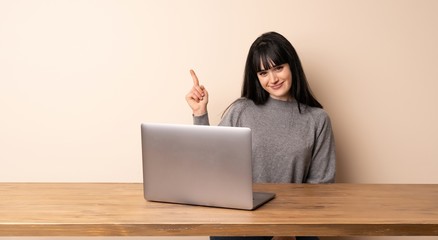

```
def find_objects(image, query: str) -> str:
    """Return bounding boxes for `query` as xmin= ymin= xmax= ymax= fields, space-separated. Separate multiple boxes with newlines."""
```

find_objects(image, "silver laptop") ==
xmin=141 ymin=123 xmax=275 ymax=210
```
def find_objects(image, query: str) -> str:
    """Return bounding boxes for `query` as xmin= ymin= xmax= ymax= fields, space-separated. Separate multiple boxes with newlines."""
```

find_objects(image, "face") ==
xmin=257 ymin=62 xmax=292 ymax=101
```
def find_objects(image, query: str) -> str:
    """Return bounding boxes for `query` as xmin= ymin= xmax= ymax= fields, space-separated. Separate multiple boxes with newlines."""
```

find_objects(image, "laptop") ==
xmin=140 ymin=122 xmax=275 ymax=210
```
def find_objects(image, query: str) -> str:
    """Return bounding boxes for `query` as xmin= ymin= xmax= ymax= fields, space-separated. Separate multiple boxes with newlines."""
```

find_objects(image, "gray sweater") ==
xmin=194 ymin=97 xmax=336 ymax=184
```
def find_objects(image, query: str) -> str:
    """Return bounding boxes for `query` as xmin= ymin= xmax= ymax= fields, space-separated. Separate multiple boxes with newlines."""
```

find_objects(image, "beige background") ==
xmin=1 ymin=0 xmax=437 ymax=240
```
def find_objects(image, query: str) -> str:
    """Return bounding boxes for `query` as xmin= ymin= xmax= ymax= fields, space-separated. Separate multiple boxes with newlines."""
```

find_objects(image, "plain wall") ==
xmin=1 ymin=0 xmax=438 ymax=240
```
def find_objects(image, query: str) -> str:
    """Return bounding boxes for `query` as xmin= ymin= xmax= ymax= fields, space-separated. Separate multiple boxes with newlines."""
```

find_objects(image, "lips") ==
xmin=270 ymin=82 xmax=284 ymax=90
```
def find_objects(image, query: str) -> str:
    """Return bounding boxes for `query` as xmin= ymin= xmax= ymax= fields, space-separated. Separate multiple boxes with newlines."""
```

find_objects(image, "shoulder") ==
xmin=305 ymin=106 xmax=330 ymax=120
xmin=300 ymin=105 xmax=332 ymax=128
xmin=227 ymin=97 xmax=254 ymax=113
xmin=220 ymin=98 xmax=255 ymax=127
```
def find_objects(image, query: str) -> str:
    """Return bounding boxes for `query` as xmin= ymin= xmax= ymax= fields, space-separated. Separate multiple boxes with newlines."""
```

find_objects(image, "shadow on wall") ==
xmin=333 ymin=127 xmax=357 ymax=183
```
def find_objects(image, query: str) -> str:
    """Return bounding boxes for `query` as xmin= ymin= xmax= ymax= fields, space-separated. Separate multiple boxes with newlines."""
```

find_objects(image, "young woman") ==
xmin=186 ymin=31 xmax=336 ymax=240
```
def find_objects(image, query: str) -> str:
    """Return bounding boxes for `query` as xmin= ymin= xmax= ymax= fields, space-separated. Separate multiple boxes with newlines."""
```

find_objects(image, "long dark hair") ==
xmin=242 ymin=31 xmax=322 ymax=112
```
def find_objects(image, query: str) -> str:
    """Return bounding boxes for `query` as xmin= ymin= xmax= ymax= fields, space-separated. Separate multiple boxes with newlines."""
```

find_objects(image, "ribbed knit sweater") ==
xmin=194 ymin=97 xmax=336 ymax=183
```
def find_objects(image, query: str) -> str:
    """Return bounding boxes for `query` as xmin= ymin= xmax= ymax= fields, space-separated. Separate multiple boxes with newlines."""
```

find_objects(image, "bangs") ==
xmin=252 ymin=41 xmax=288 ymax=72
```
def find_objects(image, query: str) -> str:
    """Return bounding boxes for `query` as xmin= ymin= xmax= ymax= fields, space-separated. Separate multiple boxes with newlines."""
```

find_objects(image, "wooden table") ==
xmin=1 ymin=183 xmax=437 ymax=236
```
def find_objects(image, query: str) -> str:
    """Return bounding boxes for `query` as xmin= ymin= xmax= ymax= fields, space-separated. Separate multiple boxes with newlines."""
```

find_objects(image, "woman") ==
xmin=186 ymin=32 xmax=336 ymax=240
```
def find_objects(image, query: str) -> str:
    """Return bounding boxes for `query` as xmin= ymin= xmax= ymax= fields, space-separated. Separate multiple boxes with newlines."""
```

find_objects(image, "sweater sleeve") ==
xmin=307 ymin=112 xmax=336 ymax=183
xmin=193 ymin=113 xmax=210 ymax=125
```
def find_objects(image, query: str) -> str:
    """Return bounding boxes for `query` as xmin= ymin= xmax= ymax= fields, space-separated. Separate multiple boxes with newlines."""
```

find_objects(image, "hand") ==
xmin=185 ymin=69 xmax=209 ymax=116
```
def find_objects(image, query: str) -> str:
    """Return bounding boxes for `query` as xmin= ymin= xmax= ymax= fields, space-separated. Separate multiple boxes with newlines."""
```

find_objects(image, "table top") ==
xmin=1 ymin=183 xmax=438 ymax=236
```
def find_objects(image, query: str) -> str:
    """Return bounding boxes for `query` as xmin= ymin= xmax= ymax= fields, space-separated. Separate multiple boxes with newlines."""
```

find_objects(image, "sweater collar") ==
xmin=266 ymin=97 xmax=297 ymax=107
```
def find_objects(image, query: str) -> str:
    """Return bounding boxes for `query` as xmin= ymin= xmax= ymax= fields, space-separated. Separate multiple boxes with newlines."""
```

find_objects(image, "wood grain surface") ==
xmin=1 ymin=183 xmax=437 ymax=236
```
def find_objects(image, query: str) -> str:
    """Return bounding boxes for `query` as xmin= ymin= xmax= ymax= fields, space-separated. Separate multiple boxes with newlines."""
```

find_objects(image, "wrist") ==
xmin=192 ymin=110 xmax=207 ymax=117
xmin=192 ymin=104 xmax=207 ymax=116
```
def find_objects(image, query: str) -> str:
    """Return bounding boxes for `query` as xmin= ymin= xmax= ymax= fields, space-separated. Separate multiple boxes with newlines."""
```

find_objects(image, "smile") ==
xmin=270 ymin=82 xmax=284 ymax=90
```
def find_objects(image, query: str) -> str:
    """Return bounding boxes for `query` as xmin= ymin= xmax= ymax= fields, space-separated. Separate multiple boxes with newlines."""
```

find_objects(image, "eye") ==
xmin=258 ymin=71 xmax=268 ymax=77
xmin=274 ymin=65 xmax=284 ymax=71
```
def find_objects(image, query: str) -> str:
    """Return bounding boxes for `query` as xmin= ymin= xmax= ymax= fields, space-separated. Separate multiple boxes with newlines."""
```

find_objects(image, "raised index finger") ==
xmin=190 ymin=69 xmax=200 ymax=86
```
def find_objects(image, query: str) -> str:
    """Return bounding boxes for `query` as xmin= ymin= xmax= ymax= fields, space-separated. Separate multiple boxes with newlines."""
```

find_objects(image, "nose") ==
xmin=268 ymin=70 xmax=279 ymax=83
